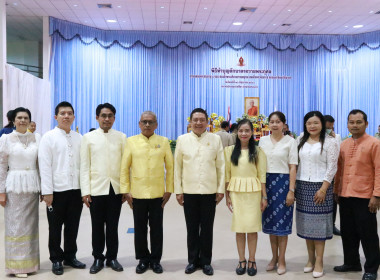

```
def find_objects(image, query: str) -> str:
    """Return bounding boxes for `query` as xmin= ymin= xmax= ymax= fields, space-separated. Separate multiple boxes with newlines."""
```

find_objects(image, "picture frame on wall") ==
xmin=244 ymin=97 xmax=260 ymax=116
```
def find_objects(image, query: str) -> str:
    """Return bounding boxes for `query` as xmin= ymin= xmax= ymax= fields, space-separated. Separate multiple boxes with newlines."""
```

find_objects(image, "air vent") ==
xmin=183 ymin=21 xmax=193 ymax=24
xmin=240 ymin=7 xmax=257 ymax=12
xmin=375 ymin=10 xmax=380 ymax=14
xmin=97 ymin=4 xmax=112 ymax=8
xmin=281 ymin=23 xmax=291 ymax=26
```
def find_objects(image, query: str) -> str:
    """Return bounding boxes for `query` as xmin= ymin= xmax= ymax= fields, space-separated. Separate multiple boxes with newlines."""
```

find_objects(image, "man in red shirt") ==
xmin=334 ymin=109 xmax=380 ymax=280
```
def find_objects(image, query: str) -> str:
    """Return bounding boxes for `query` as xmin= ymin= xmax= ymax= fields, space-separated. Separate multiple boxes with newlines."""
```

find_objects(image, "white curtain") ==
xmin=4 ymin=64 xmax=51 ymax=135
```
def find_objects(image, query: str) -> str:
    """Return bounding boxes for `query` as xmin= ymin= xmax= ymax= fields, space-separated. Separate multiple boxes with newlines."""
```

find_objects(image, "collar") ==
xmin=350 ymin=132 xmax=369 ymax=144
xmin=191 ymin=130 xmax=208 ymax=139
xmin=55 ymin=126 xmax=72 ymax=135
xmin=98 ymin=128 xmax=113 ymax=134
xmin=140 ymin=133 xmax=156 ymax=141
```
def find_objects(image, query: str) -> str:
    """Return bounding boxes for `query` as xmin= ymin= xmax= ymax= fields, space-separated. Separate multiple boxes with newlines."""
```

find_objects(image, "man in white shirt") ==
xmin=174 ymin=108 xmax=225 ymax=276
xmin=324 ymin=114 xmax=342 ymax=236
xmin=215 ymin=121 xmax=234 ymax=148
xmin=39 ymin=101 xmax=85 ymax=275
xmin=80 ymin=103 xmax=127 ymax=274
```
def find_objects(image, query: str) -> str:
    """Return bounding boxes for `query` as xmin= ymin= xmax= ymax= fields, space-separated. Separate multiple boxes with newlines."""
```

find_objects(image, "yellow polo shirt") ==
xmin=120 ymin=133 xmax=174 ymax=199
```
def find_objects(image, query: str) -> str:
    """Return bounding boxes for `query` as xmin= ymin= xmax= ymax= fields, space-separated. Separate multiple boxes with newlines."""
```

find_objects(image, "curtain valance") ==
xmin=50 ymin=17 xmax=380 ymax=52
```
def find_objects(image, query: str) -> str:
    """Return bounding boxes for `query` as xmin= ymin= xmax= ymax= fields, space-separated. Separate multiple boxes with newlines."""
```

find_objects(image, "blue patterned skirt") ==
xmin=262 ymin=173 xmax=294 ymax=236
xmin=295 ymin=180 xmax=333 ymax=240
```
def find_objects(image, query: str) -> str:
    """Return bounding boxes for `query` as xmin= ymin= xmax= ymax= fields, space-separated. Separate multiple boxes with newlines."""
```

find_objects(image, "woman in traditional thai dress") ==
xmin=259 ymin=111 xmax=298 ymax=275
xmin=0 ymin=107 xmax=40 ymax=278
xmin=224 ymin=119 xmax=267 ymax=276
xmin=295 ymin=111 xmax=338 ymax=278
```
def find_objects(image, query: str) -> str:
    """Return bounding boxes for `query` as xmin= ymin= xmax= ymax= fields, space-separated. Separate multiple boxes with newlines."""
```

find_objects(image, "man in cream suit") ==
xmin=174 ymin=108 xmax=225 ymax=276
xmin=120 ymin=111 xmax=174 ymax=274
xmin=80 ymin=103 xmax=127 ymax=274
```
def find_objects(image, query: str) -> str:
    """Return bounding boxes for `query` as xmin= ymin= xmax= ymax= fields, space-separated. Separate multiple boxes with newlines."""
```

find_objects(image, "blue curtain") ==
xmin=50 ymin=17 xmax=380 ymax=139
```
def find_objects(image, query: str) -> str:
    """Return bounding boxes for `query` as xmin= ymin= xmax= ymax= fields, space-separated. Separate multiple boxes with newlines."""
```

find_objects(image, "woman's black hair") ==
xmin=231 ymin=119 xmax=256 ymax=166
xmin=4 ymin=110 xmax=14 ymax=128
xmin=12 ymin=107 xmax=32 ymax=122
xmin=268 ymin=111 xmax=286 ymax=124
xmin=298 ymin=111 xmax=326 ymax=154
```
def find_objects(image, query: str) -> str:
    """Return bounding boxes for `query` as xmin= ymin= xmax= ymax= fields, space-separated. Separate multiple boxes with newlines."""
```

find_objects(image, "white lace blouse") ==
xmin=296 ymin=136 xmax=339 ymax=183
xmin=0 ymin=131 xmax=40 ymax=193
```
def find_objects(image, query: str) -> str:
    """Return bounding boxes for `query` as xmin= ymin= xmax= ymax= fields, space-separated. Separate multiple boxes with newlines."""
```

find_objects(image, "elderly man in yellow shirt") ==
xmin=175 ymin=108 xmax=225 ymax=276
xmin=120 ymin=111 xmax=174 ymax=275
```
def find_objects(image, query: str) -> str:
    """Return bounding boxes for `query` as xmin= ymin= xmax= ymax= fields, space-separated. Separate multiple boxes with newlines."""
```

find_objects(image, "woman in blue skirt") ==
xmin=259 ymin=111 xmax=298 ymax=275
xmin=295 ymin=111 xmax=338 ymax=278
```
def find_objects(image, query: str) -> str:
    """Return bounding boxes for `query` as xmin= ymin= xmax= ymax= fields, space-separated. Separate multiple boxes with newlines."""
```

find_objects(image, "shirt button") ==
xmin=69 ymin=154 xmax=73 ymax=157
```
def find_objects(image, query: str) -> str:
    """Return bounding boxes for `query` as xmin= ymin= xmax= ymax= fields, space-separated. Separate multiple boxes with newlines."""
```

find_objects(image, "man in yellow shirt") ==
xmin=120 ymin=111 xmax=174 ymax=274
xmin=80 ymin=103 xmax=127 ymax=274
xmin=174 ymin=108 xmax=225 ymax=276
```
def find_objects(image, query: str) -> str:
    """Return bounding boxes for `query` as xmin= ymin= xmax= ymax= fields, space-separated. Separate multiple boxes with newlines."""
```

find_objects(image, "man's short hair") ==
xmin=348 ymin=109 xmax=367 ymax=123
xmin=140 ymin=111 xmax=157 ymax=121
xmin=96 ymin=103 xmax=116 ymax=116
xmin=230 ymin=123 xmax=237 ymax=131
xmin=55 ymin=101 xmax=74 ymax=116
xmin=221 ymin=121 xmax=229 ymax=129
xmin=324 ymin=115 xmax=335 ymax=123
xmin=190 ymin=108 xmax=208 ymax=121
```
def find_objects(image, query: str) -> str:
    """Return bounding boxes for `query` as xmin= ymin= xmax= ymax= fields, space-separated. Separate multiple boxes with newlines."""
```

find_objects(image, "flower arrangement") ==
xmin=209 ymin=113 xmax=225 ymax=132
xmin=236 ymin=113 xmax=270 ymax=139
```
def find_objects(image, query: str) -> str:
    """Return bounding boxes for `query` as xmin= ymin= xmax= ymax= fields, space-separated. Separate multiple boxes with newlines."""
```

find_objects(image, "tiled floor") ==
xmin=0 ymin=197 xmax=374 ymax=279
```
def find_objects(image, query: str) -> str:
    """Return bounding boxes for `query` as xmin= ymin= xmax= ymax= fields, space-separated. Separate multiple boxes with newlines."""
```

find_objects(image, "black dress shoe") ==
xmin=106 ymin=259 xmax=123 ymax=272
xmin=63 ymin=258 xmax=86 ymax=269
xmin=247 ymin=261 xmax=257 ymax=276
xmin=363 ymin=272 xmax=378 ymax=280
xmin=202 ymin=265 xmax=214 ymax=276
xmin=236 ymin=260 xmax=247 ymax=275
xmin=333 ymin=226 xmax=341 ymax=236
xmin=52 ymin=262 xmax=64 ymax=275
xmin=136 ymin=261 xmax=149 ymax=274
xmin=334 ymin=264 xmax=362 ymax=272
xmin=185 ymin=263 xmax=198 ymax=274
xmin=90 ymin=259 xmax=104 ymax=274
xmin=151 ymin=262 xmax=163 ymax=274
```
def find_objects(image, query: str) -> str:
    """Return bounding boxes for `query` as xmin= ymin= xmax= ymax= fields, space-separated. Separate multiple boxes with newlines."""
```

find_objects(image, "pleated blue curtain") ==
xmin=50 ymin=18 xmax=380 ymax=139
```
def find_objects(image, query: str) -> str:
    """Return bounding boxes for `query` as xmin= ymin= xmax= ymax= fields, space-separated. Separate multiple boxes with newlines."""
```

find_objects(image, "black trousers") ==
xmin=133 ymin=198 xmax=163 ymax=263
xmin=183 ymin=194 xmax=216 ymax=266
xmin=340 ymin=197 xmax=380 ymax=273
xmin=47 ymin=189 xmax=83 ymax=263
xmin=89 ymin=185 xmax=122 ymax=261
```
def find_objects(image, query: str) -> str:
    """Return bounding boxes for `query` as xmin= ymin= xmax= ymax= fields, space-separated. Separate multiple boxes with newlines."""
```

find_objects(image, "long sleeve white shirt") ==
xmin=80 ymin=128 xmax=126 ymax=196
xmin=296 ymin=136 xmax=339 ymax=183
xmin=174 ymin=131 xmax=225 ymax=194
xmin=38 ymin=127 xmax=82 ymax=195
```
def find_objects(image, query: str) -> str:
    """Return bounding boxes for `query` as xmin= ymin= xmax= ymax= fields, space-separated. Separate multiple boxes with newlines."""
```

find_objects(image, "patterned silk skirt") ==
xmin=4 ymin=192 xmax=40 ymax=274
xmin=295 ymin=180 xmax=333 ymax=240
xmin=262 ymin=173 xmax=294 ymax=236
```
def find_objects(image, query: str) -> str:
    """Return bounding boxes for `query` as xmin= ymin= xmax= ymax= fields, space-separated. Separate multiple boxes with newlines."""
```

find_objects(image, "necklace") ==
xmin=16 ymin=134 xmax=29 ymax=149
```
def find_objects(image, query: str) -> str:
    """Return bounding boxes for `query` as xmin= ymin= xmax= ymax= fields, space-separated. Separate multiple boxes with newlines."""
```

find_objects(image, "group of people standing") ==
xmin=0 ymin=103 xmax=379 ymax=280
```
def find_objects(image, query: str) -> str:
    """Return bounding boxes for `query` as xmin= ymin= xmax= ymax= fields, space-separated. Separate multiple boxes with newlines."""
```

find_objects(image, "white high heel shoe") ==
xmin=303 ymin=266 xmax=314 ymax=273
xmin=15 ymin=274 xmax=28 ymax=278
xmin=312 ymin=270 xmax=324 ymax=278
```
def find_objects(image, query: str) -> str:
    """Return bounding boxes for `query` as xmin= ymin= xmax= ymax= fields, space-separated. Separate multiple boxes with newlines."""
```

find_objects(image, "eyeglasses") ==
xmin=192 ymin=119 xmax=207 ymax=124
xmin=140 ymin=120 xmax=156 ymax=126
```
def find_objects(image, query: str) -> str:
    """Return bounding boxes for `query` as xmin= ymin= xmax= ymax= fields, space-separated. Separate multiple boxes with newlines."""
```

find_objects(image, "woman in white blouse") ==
xmin=259 ymin=111 xmax=298 ymax=275
xmin=295 ymin=111 xmax=338 ymax=278
xmin=0 ymin=107 xmax=40 ymax=277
